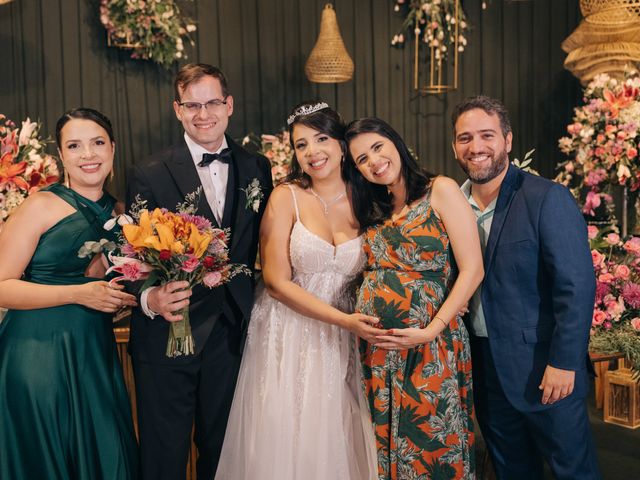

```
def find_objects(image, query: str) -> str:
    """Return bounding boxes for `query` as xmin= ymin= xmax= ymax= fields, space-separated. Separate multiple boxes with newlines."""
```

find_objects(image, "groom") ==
xmin=126 ymin=63 xmax=272 ymax=480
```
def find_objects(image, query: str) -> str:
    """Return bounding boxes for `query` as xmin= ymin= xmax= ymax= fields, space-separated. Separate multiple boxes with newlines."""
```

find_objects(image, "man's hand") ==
xmin=539 ymin=365 xmax=575 ymax=405
xmin=148 ymin=281 xmax=192 ymax=322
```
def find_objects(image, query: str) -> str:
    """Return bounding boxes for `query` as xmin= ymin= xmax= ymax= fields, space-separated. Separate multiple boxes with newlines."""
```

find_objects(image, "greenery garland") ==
xmin=100 ymin=0 xmax=196 ymax=68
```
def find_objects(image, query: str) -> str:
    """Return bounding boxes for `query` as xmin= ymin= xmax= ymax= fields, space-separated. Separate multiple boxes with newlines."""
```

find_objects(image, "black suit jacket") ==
xmin=125 ymin=135 xmax=273 ymax=364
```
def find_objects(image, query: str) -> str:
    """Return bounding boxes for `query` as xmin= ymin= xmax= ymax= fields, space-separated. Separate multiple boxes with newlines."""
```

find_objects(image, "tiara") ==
xmin=286 ymin=102 xmax=329 ymax=126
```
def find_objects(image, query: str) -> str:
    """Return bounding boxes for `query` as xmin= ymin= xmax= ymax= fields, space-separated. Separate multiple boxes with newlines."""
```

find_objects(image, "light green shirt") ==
xmin=461 ymin=180 xmax=496 ymax=338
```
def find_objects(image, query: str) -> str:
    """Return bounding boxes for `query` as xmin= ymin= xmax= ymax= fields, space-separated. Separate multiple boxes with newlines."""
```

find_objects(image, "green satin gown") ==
xmin=0 ymin=184 xmax=138 ymax=479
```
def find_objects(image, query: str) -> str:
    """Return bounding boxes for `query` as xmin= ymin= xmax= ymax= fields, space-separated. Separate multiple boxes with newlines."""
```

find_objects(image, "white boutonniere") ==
xmin=241 ymin=178 xmax=263 ymax=213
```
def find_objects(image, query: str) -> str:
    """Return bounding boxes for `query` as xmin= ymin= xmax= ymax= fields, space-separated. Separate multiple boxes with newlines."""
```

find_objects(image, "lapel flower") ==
xmin=241 ymin=178 xmax=263 ymax=213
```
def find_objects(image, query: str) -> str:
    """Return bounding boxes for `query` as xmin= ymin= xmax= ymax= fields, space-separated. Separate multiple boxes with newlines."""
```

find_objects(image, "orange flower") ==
xmin=0 ymin=150 xmax=28 ymax=190
xmin=603 ymin=88 xmax=633 ymax=118
xmin=187 ymin=223 xmax=212 ymax=258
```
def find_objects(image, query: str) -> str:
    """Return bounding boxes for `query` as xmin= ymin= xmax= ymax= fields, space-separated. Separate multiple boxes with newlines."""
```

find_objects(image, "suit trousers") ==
xmin=471 ymin=336 xmax=601 ymax=480
xmin=132 ymin=317 xmax=242 ymax=480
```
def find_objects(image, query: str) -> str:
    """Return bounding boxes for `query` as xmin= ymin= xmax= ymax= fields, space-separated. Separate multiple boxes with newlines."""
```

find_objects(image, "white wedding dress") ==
xmin=215 ymin=185 xmax=377 ymax=480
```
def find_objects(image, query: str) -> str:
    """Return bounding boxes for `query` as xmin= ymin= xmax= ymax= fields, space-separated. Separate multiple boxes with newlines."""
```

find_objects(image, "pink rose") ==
xmin=627 ymin=147 xmax=638 ymax=159
xmin=605 ymin=297 xmax=625 ymax=319
xmin=631 ymin=318 xmax=640 ymax=331
xmin=587 ymin=225 xmax=599 ymax=240
xmin=180 ymin=256 xmax=200 ymax=273
xmin=591 ymin=250 xmax=605 ymax=267
xmin=605 ymin=233 xmax=620 ymax=245
xmin=614 ymin=264 xmax=631 ymax=280
xmin=592 ymin=310 xmax=607 ymax=326
xmin=623 ymin=237 xmax=640 ymax=256
xmin=598 ymin=272 xmax=615 ymax=284
xmin=203 ymin=271 xmax=222 ymax=288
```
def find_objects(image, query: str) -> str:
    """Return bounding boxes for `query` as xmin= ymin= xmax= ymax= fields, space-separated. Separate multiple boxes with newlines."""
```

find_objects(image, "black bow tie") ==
xmin=198 ymin=148 xmax=232 ymax=167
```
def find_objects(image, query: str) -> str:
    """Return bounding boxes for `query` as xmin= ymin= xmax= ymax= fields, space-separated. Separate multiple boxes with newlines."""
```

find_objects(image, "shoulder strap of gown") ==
xmin=286 ymin=184 xmax=300 ymax=222
xmin=46 ymin=183 xmax=117 ymax=238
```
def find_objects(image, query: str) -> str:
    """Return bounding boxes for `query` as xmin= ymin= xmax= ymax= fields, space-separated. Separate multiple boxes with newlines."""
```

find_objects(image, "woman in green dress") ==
xmin=0 ymin=108 xmax=139 ymax=479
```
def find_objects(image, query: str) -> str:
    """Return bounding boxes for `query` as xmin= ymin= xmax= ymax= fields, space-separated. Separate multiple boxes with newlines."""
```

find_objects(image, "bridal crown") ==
xmin=287 ymin=102 xmax=329 ymax=126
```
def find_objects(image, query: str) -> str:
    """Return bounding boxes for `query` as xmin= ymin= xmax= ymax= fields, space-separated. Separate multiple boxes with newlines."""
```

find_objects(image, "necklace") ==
xmin=309 ymin=188 xmax=345 ymax=215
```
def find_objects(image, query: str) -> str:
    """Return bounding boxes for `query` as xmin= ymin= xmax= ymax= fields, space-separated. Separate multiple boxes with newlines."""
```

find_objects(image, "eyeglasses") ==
xmin=178 ymin=97 xmax=228 ymax=113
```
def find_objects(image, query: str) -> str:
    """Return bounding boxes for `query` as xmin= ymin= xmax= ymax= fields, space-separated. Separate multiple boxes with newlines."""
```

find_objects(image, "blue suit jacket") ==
xmin=480 ymin=164 xmax=595 ymax=412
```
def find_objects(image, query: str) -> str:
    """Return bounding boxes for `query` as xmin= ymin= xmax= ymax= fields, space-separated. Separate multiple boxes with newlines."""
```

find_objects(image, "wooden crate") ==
xmin=603 ymin=367 xmax=640 ymax=429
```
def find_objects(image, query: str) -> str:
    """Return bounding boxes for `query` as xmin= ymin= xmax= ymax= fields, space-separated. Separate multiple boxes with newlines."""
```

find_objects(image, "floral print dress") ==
xmin=357 ymin=192 xmax=475 ymax=480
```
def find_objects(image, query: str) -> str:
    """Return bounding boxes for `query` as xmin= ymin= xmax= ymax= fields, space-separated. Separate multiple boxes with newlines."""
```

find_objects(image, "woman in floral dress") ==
xmin=344 ymin=117 xmax=484 ymax=479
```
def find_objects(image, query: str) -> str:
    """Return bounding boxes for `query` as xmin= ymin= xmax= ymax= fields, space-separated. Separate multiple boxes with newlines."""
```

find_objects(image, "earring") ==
xmin=109 ymin=169 xmax=114 ymax=182
xmin=63 ymin=168 xmax=70 ymax=188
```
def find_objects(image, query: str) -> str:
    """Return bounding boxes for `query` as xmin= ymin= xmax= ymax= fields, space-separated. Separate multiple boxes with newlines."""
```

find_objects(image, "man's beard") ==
xmin=458 ymin=148 xmax=509 ymax=184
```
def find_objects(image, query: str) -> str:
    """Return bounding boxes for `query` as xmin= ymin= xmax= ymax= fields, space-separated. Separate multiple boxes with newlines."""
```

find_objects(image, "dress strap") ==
xmin=286 ymin=184 xmax=301 ymax=222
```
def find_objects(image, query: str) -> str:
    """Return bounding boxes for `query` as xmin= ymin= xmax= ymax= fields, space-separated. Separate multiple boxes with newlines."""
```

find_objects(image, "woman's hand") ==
xmin=75 ymin=281 xmax=138 ymax=313
xmin=343 ymin=313 xmax=384 ymax=343
xmin=374 ymin=326 xmax=437 ymax=350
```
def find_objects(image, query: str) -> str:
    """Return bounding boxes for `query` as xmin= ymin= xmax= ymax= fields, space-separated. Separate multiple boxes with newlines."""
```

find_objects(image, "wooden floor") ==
xmin=114 ymin=327 xmax=639 ymax=479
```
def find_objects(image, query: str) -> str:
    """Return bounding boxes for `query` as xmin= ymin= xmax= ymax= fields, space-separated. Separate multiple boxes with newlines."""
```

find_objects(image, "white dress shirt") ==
xmin=140 ymin=134 xmax=230 ymax=318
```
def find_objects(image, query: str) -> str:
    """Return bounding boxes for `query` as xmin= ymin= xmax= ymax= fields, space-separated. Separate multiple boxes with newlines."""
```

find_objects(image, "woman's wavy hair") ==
xmin=283 ymin=101 xmax=346 ymax=188
xmin=343 ymin=117 xmax=434 ymax=230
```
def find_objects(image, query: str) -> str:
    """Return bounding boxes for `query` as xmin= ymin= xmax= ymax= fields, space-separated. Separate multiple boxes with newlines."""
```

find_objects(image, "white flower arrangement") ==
xmin=391 ymin=0 xmax=469 ymax=63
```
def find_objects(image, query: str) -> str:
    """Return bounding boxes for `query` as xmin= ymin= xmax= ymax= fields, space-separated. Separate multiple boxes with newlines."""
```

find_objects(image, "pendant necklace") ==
xmin=309 ymin=188 xmax=345 ymax=215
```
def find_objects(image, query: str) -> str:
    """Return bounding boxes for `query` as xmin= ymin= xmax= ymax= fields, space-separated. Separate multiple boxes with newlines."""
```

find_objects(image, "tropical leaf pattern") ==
xmin=357 ymin=194 xmax=475 ymax=479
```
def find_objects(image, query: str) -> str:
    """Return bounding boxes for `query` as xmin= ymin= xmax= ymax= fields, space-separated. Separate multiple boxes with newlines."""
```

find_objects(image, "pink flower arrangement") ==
xmin=0 ymin=115 xmax=59 ymax=226
xmin=590 ymin=227 xmax=640 ymax=334
xmin=242 ymin=131 xmax=293 ymax=185
xmin=556 ymin=73 xmax=640 ymax=218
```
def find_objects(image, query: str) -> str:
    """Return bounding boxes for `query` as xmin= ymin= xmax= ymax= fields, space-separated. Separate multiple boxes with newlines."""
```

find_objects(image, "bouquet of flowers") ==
xmin=0 ymin=115 xmax=60 ymax=226
xmin=391 ymin=0 xmax=469 ymax=63
xmin=107 ymin=189 xmax=249 ymax=357
xmin=242 ymin=131 xmax=293 ymax=185
xmin=556 ymin=73 xmax=640 ymax=219
xmin=100 ymin=0 xmax=196 ymax=68
xmin=588 ymin=225 xmax=640 ymax=373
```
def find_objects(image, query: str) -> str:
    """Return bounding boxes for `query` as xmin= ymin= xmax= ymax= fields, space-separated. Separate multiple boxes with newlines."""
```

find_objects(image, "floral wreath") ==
xmin=100 ymin=0 xmax=197 ymax=68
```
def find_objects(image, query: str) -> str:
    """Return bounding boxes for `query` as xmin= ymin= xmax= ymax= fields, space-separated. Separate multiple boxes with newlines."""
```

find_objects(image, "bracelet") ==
xmin=434 ymin=316 xmax=448 ymax=328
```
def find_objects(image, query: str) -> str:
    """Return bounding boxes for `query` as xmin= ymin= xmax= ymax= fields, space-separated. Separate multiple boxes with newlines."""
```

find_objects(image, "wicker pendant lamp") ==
xmin=562 ymin=0 xmax=640 ymax=84
xmin=305 ymin=4 xmax=354 ymax=83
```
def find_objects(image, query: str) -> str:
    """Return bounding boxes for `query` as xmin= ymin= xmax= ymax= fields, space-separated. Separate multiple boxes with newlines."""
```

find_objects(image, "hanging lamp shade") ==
xmin=562 ymin=0 xmax=640 ymax=84
xmin=305 ymin=4 xmax=354 ymax=83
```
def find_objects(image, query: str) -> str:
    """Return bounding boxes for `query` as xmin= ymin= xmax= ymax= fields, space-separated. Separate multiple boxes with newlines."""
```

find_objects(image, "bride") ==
xmin=215 ymin=102 xmax=378 ymax=480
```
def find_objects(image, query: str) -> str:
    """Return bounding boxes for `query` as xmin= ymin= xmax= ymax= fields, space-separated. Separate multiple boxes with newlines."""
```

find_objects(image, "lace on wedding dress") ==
xmin=215 ymin=184 xmax=377 ymax=480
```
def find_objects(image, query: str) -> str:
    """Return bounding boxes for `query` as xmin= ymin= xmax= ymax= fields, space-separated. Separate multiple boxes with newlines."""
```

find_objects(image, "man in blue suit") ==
xmin=451 ymin=96 xmax=600 ymax=479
